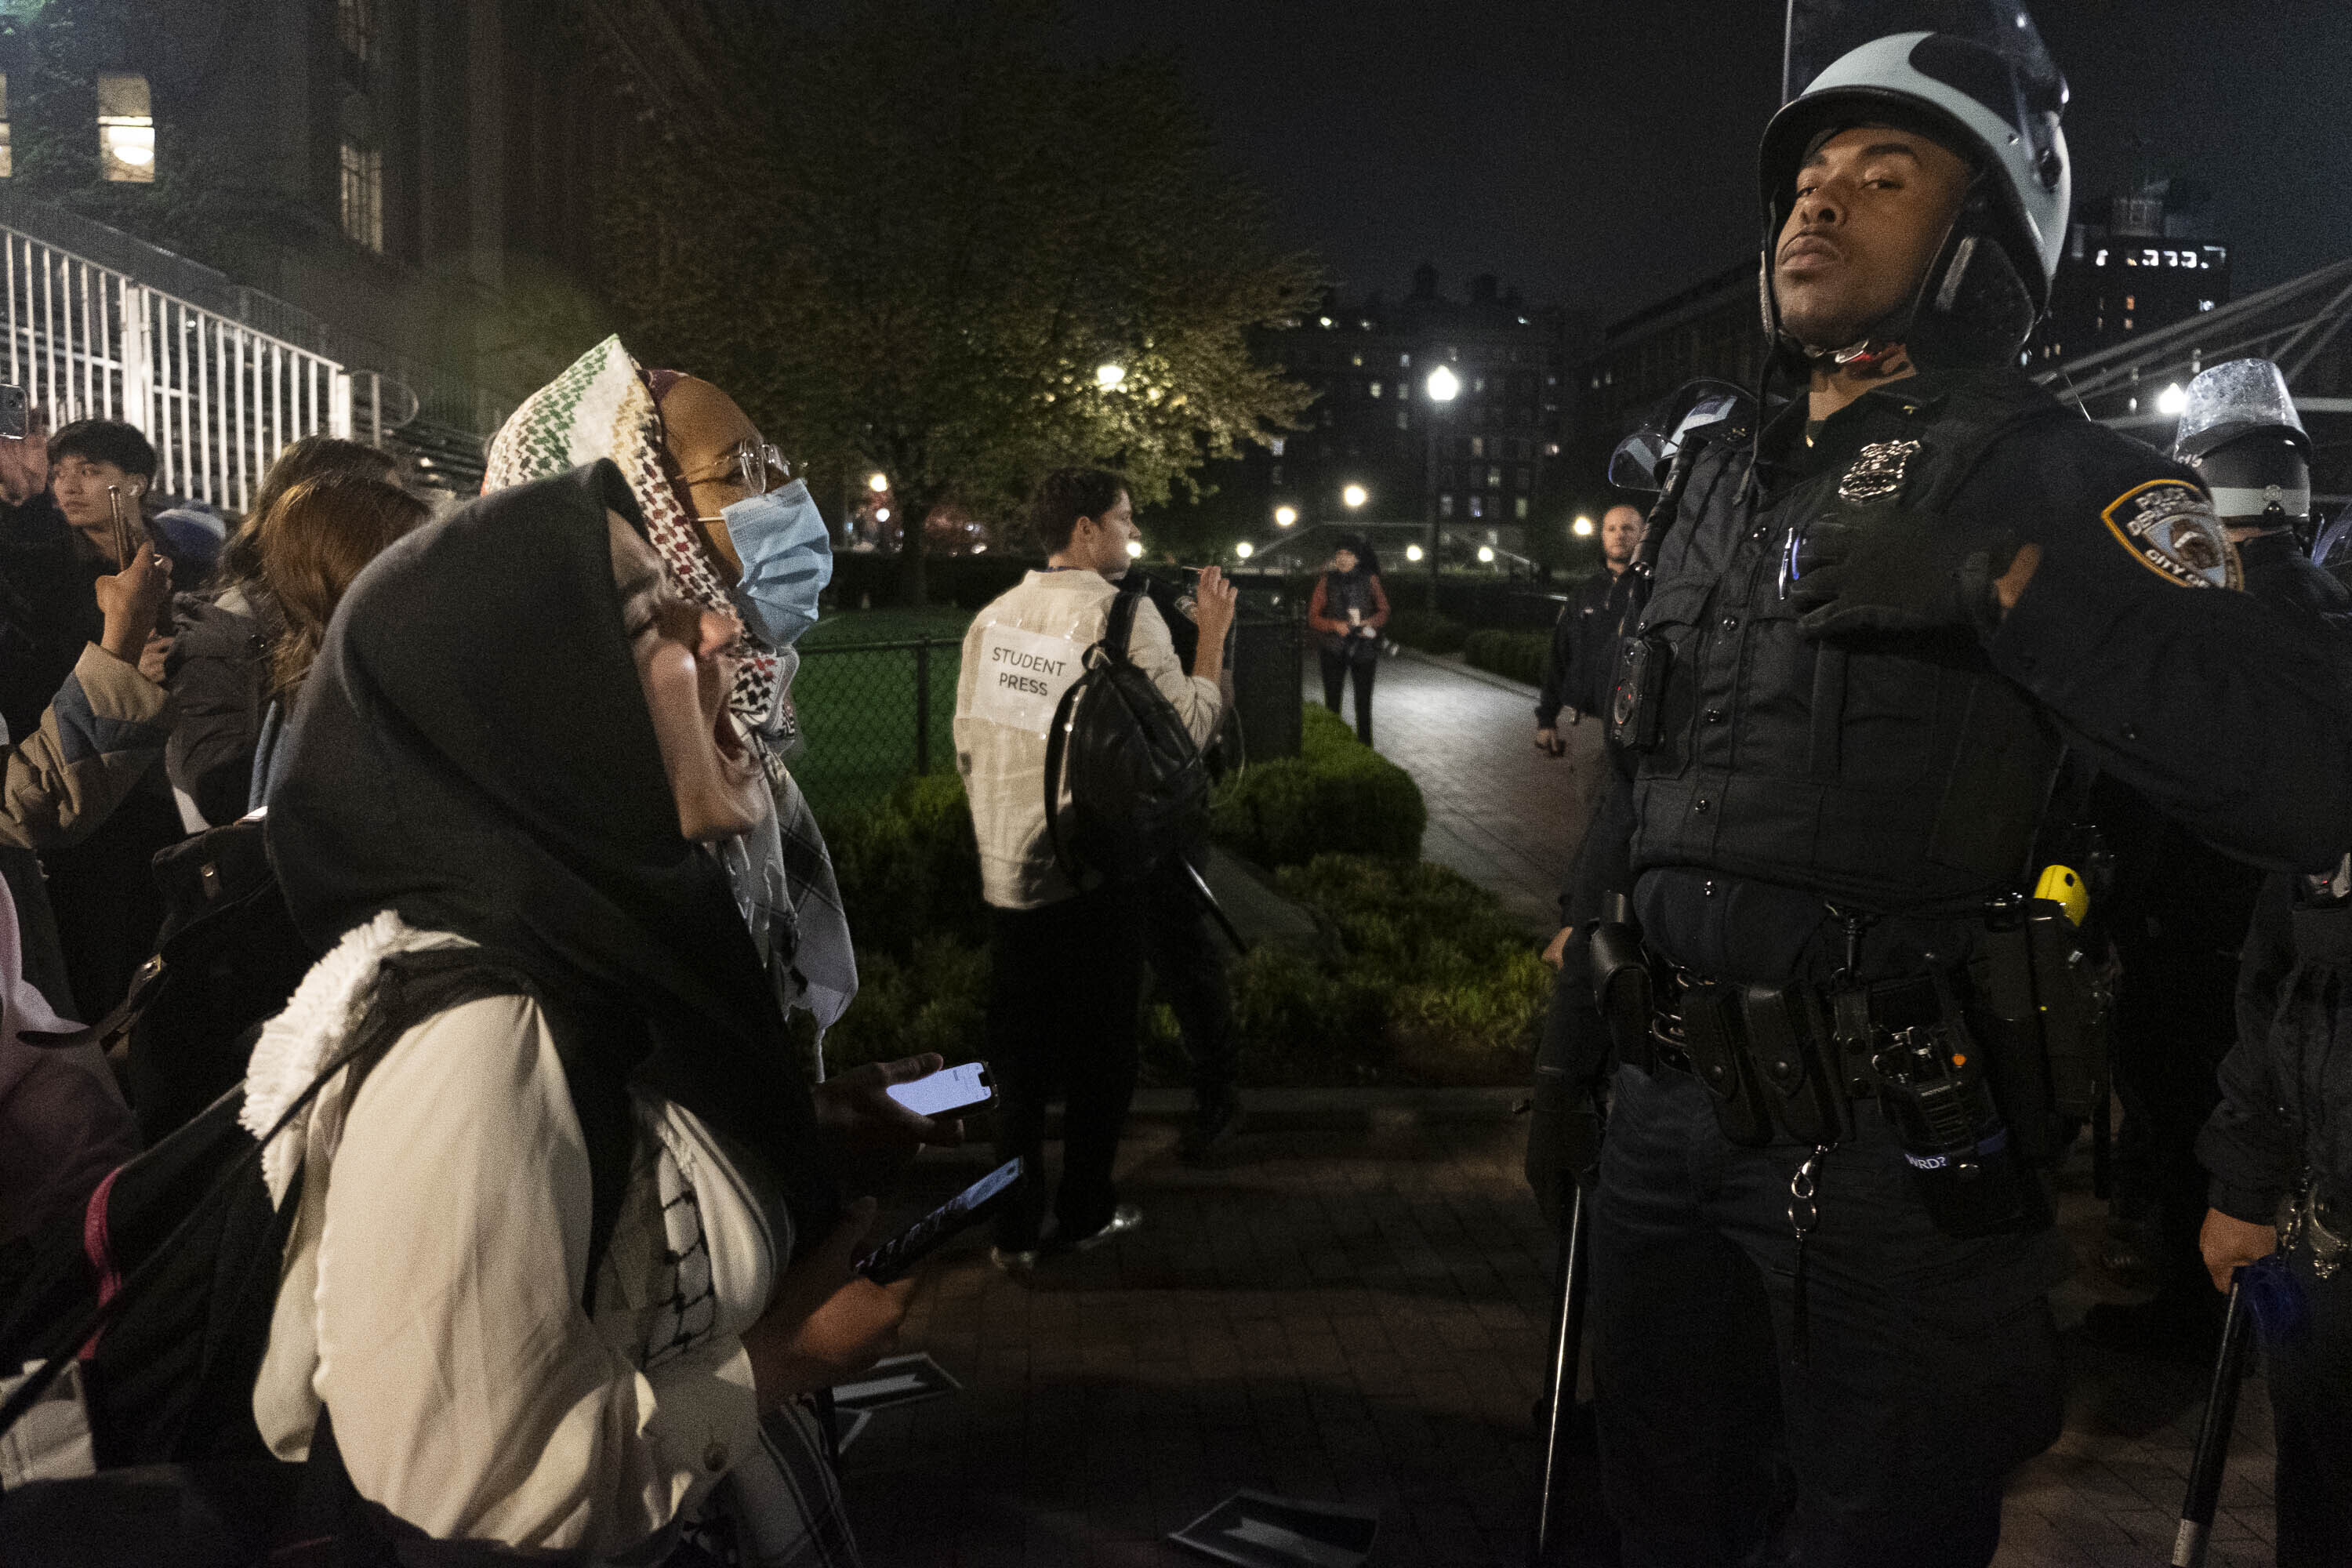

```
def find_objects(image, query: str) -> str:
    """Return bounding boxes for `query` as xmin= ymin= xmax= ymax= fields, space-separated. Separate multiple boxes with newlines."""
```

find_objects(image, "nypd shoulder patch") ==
xmin=2100 ymin=479 xmax=2241 ymax=590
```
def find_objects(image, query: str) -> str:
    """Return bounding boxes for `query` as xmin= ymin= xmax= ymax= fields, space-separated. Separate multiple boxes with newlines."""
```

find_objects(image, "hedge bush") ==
xmin=822 ymin=771 xmax=987 ymax=960
xmin=1385 ymin=608 xmax=1467 ymax=655
xmin=1210 ymin=706 xmax=1425 ymax=867
xmin=1462 ymin=627 xmax=1552 ymax=687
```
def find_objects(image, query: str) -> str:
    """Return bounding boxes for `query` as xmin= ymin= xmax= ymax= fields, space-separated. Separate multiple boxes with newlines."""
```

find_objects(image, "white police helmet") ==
xmin=1761 ymin=5 xmax=2071 ymax=365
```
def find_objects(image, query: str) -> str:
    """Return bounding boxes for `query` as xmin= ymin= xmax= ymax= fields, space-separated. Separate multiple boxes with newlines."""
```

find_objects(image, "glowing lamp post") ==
xmin=1423 ymin=365 xmax=1461 ymax=607
xmin=1096 ymin=363 xmax=1127 ymax=390
xmin=1572 ymin=514 xmax=1595 ymax=538
xmin=1275 ymin=505 xmax=1298 ymax=528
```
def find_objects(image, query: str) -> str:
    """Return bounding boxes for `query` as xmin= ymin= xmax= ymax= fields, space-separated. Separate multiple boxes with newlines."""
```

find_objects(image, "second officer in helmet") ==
xmin=1566 ymin=14 xmax=2352 ymax=1566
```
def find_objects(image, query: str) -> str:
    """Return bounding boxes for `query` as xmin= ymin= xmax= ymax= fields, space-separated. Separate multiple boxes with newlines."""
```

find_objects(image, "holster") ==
xmin=1588 ymin=920 xmax=1656 ymax=1073
xmin=1740 ymin=984 xmax=1852 ymax=1147
xmin=1674 ymin=980 xmax=1775 ymax=1147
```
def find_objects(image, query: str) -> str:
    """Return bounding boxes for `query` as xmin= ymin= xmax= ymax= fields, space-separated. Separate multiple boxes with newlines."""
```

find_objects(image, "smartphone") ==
xmin=856 ymin=1156 xmax=1026 ymax=1283
xmin=106 ymin=485 xmax=137 ymax=571
xmin=886 ymin=1060 xmax=995 ymax=1119
xmin=0 ymin=384 xmax=26 ymax=441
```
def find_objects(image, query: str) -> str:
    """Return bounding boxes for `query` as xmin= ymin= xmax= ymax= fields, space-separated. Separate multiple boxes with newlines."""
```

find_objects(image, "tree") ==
xmin=601 ymin=0 xmax=1317 ymax=604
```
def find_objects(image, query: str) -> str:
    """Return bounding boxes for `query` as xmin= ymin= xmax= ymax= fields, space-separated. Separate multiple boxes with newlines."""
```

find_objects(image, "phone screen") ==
xmin=857 ymin=1156 xmax=1026 ymax=1283
xmin=886 ymin=1061 xmax=993 ymax=1119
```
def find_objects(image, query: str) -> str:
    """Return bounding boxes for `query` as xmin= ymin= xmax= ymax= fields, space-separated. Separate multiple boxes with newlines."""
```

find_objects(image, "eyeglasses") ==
xmin=681 ymin=439 xmax=793 ymax=496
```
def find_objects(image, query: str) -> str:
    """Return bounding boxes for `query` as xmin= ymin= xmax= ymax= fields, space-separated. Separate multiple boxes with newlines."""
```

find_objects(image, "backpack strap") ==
xmin=1104 ymin=582 xmax=1145 ymax=663
xmin=1042 ymin=662 xmax=1095 ymax=893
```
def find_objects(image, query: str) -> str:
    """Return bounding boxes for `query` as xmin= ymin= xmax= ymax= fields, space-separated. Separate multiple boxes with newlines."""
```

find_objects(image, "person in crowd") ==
xmin=1126 ymin=562 xmax=1243 ymax=1160
xmin=0 ymin=875 xmax=135 ymax=1250
xmin=0 ymin=527 xmax=175 ymax=1025
xmin=1534 ymin=503 xmax=1643 ymax=755
xmin=243 ymin=474 xmax=429 ymax=802
xmin=1542 ymin=27 xmax=2352 ymax=1566
xmin=1306 ymin=537 xmax=1387 ymax=746
xmin=253 ymin=460 xmax=953 ymax=1559
xmin=0 ymin=419 xmax=182 ymax=1018
xmin=953 ymin=468 xmax=1235 ymax=1265
xmin=483 ymin=336 xmax=858 ymax=1070
xmin=168 ymin=436 xmax=401 ymax=830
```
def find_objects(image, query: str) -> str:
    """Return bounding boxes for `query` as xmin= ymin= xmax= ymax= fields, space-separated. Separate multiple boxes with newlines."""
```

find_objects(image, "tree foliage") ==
xmin=601 ymin=0 xmax=1318 ymax=600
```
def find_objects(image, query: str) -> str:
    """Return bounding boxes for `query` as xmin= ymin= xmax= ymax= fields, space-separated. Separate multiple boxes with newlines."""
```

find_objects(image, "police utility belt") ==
xmin=1588 ymin=898 xmax=2111 ymax=1237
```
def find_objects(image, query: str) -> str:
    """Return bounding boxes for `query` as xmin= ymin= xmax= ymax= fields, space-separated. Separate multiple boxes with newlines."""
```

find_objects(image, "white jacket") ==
xmin=952 ymin=570 xmax=1220 ymax=910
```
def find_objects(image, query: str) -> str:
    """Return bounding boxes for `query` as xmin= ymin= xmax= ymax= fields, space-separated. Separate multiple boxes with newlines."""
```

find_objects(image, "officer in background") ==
xmin=1534 ymin=503 xmax=1644 ymax=756
xmin=2089 ymin=359 xmax=2350 ymax=1358
xmin=1550 ymin=12 xmax=2352 ymax=1564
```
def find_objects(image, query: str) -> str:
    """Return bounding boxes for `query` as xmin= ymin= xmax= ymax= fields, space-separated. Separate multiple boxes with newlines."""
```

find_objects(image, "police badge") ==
xmin=1838 ymin=439 xmax=1920 ymax=504
xmin=2099 ymin=479 xmax=2242 ymax=590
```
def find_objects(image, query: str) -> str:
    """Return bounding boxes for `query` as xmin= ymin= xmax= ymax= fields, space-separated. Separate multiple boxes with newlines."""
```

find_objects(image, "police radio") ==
xmin=1866 ymin=974 xmax=2042 ymax=1238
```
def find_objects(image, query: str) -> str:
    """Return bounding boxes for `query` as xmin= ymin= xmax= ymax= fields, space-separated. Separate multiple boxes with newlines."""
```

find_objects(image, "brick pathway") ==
xmin=1305 ymin=651 xmax=1604 ymax=934
xmin=840 ymin=1105 xmax=2273 ymax=1567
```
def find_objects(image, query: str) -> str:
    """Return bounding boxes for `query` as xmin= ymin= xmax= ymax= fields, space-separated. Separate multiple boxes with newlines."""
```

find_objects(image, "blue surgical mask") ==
xmin=716 ymin=481 xmax=833 ymax=648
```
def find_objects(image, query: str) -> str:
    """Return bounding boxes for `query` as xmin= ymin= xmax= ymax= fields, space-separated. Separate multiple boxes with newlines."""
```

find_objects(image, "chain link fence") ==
xmin=790 ymin=637 xmax=961 ymax=819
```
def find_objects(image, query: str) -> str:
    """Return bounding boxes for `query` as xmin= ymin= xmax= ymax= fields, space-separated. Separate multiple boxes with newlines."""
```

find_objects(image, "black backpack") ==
xmin=1043 ymin=585 xmax=1210 ymax=887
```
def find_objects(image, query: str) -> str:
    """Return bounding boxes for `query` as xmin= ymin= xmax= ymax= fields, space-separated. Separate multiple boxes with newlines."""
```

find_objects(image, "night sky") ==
xmin=1059 ymin=0 xmax=2352 ymax=329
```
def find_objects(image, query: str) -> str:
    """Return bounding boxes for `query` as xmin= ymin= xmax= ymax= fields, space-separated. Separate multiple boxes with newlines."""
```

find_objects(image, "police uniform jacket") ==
xmin=1601 ymin=364 xmax=2352 ymax=993
xmin=1537 ymin=564 xmax=1639 ymax=727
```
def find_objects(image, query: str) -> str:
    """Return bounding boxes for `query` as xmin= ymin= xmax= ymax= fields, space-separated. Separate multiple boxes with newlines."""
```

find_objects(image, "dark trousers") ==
xmin=1318 ymin=646 xmax=1376 ymax=746
xmin=1589 ymin=1064 xmax=2069 ymax=1567
xmin=2109 ymin=940 xmax=2238 ymax=1294
xmin=2271 ymin=1244 xmax=2352 ymax=1566
xmin=1139 ymin=857 xmax=1236 ymax=1108
xmin=986 ymin=887 xmax=1145 ymax=1249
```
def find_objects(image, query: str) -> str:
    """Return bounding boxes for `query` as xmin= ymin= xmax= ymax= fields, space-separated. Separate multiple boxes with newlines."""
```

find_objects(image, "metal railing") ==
xmin=0 ymin=223 xmax=348 ymax=514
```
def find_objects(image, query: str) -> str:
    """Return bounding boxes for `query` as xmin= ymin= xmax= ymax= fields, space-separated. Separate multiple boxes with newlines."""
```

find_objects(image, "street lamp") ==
xmin=1423 ymin=365 xmax=1461 ymax=608
xmin=1275 ymin=505 xmax=1298 ymax=528
xmin=1236 ymin=540 xmax=1254 ymax=560
xmin=867 ymin=472 xmax=889 ymax=493
xmin=1478 ymin=545 xmax=1497 ymax=564
xmin=1125 ymin=539 xmax=1145 ymax=559
xmin=1572 ymin=514 xmax=1595 ymax=538
xmin=1096 ymin=363 xmax=1127 ymax=390
xmin=1405 ymin=543 xmax=1425 ymax=563
xmin=874 ymin=507 xmax=891 ymax=523
xmin=2157 ymin=381 xmax=2188 ymax=416
xmin=1342 ymin=484 xmax=1368 ymax=510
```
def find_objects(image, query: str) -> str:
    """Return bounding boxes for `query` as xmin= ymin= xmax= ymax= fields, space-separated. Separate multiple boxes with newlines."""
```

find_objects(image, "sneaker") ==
xmin=1061 ymin=1203 xmax=1144 ymax=1253
xmin=989 ymin=1245 xmax=1040 ymax=1272
xmin=1179 ymin=1095 xmax=1243 ymax=1163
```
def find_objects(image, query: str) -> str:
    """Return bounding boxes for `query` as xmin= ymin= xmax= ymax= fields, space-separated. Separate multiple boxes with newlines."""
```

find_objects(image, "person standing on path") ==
xmin=1534 ymin=503 xmax=1644 ymax=757
xmin=955 ymin=470 xmax=1235 ymax=1265
xmin=1307 ymin=538 xmax=1388 ymax=745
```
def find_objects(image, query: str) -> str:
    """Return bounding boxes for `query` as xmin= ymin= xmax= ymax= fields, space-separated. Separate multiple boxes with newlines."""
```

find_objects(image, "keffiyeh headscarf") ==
xmin=483 ymin=337 xmax=858 ymax=1063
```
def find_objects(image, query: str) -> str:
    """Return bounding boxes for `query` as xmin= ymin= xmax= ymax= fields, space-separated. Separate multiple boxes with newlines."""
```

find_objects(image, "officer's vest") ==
xmin=1629 ymin=377 xmax=2074 ymax=918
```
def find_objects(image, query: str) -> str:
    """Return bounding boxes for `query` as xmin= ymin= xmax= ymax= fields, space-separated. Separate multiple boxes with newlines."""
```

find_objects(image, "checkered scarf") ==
xmin=484 ymin=336 xmax=858 ymax=1053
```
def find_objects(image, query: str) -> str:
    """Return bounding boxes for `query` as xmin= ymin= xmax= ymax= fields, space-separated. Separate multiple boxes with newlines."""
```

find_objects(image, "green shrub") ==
xmin=821 ymin=935 xmax=991 ymax=1071
xmin=1385 ymin=607 xmax=1467 ymax=655
xmin=1211 ymin=706 xmax=1425 ymax=866
xmin=1463 ymin=627 xmax=1552 ymax=687
xmin=822 ymin=771 xmax=986 ymax=959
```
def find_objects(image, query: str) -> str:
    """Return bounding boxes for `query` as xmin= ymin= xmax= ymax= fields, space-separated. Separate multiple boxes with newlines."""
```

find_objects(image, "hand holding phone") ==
xmin=857 ymin=1157 xmax=1027 ymax=1283
xmin=884 ymin=1060 xmax=995 ymax=1120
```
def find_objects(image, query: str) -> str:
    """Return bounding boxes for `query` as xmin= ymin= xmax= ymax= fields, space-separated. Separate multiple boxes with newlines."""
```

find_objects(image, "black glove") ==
xmin=1786 ymin=508 xmax=2016 ymax=638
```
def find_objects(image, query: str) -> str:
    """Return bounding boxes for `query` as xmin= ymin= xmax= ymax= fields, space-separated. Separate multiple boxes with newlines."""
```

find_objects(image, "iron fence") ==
xmin=790 ymin=636 xmax=961 ymax=818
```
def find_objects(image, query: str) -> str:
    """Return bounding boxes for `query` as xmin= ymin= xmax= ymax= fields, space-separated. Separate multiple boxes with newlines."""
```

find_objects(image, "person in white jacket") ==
xmin=953 ymin=469 xmax=1235 ymax=1266
xmin=253 ymin=462 xmax=957 ymax=1563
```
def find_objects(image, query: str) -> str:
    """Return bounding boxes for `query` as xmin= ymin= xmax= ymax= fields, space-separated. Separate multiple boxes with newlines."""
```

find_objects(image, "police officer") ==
xmin=1557 ymin=18 xmax=2352 ymax=1566
xmin=1535 ymin=503 xmax=1645 ymax=756
xmin=2088 ymin=359 xmax=2350 ymax=1358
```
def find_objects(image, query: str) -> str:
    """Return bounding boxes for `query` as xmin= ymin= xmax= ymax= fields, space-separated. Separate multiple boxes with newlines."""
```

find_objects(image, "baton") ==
xmin=1179 ymin=855 xmax=1250 ymax=956
xmin=1530 ymin=1174 xmax=1592 ymax=1566
xmin=2172 ymin=1275 xmax=2256 ymax=1567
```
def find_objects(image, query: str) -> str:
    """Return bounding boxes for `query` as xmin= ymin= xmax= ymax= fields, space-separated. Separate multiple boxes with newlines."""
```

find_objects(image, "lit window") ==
xmin=1352 ymin=353 xmax=1364 ymax=368
xmin=1544 ymin=442 xmax=1560 ymax=457
xmin=1399 ymin=353 xmax=1411 ymax=368
xmin=2125 ymin=296 xmax=2136 ymax=310
xmin=338 ymin=0 xmax=379 ymax=69
xmin=1469 ymin=496 xmax=1485 ymax=518
xmin=1370 ymin=381 xmax=1383 ymax=398
xmin=97 ymin=73 xmax=154 ymax=183
xmin=1474 ymin=376 xmax=1487 ymax=394
xmin=1486 ymin=466 xmax=1501 ymax=488
xmin=1269 ymin=438 xmax=1284 ymax=456
xmin=0 ymin=75 xmax=12 ymax=178
xmin=1470 ymin=437 xmax=1485 ymax=458
xmin=1515 ymin=497 xmax=1530 ymax=519
xmin=1396 ymin=411 xmax=1409 ymax=430
xmin=1270 ymin=463 xmax=1283 ymax=484
xmin=340 ymin=140 xmax=384 ymax=252
xmin=1439 ymin=494 xmax=1454 ymax=518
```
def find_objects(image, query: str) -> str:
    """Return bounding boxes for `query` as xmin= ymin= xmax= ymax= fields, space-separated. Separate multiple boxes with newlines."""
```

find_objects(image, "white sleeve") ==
xmin=307 ymin=996 xmax=759 ymax=1552
xmin=1129 ymin=598 xmax=1222 ymax=750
